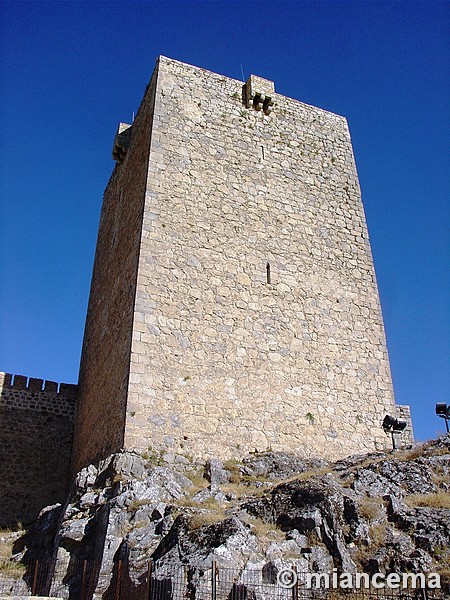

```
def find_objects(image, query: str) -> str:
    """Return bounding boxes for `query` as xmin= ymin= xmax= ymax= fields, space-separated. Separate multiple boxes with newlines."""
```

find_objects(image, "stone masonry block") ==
xmin=13 ymin=374 xmax=28 ymax=389
xmin=59 ymin=383 xmax=78 ymax=397
xmin=28 ymin=378 xmax=44 ymax=392
xmin=44 ymin=380 xmax=58 ymax=393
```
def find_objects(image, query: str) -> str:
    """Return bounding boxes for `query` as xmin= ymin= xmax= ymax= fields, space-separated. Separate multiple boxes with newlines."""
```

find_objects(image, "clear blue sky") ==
xmin=0 ymin=1 xmax=448 ymax=442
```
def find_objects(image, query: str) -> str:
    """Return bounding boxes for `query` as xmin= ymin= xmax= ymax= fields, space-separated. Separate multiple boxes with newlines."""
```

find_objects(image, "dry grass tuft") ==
xmin=351 ymin=522 xmax=388 ymax=569
xmin=431 ymin=468 xmax=450 ymax=488
xmin=357 ymin=497 xmax=383 ymax=520
xmin=0 ymin=529 xmax=26 ymax=577
xmin=188 ymin=469 xmax=210 ymax=490
xmin=221 ymin=481 xmax=268 ymax=499
xmin=404 ymin=491 xmax=450 ymax=509
xmin=128 ymin=498 xmax=151 ymax=512
xmin=188 ymin=509 xmax=228 ymax=530
xmin=241 ymin=515 xmax=283 ymax=539
xmin=274 ymin=466 xmax=331 ymax=486
xmin=223 ymin=459 xmax=243 ymax=484
xmin=393 ymin=445 xmax=425 ymax=461
xmin=368 ymin=522 xmax=388 ymax=547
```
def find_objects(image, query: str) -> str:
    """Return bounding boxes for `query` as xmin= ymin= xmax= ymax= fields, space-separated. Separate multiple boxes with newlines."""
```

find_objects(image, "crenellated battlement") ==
xmin=0 ymin=371 xmax=78 ymax=396
xmin=0 ymin=371 xmax=78 ymax=527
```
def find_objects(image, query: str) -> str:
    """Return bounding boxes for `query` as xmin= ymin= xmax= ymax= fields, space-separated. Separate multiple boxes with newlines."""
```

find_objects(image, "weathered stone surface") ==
xmin=243 ymin=478 xmax=356 ymax=572
xmin=241 ymin=452 xmax=327 ymax=480
xmin=152 ymin=515 xmax=259 ymax=569
xmin=192 ymin=487 xmax=227 ymax=504
xmin=110 ymin=452 xmax=146 ymax=481
xmin=352 ymin=468 xmax=403 ymax=497
xmin=0 ymin=372 xmax=77 ymax=527
xmin=370 ymin=459 xmax=437 ymax=495
xmin=74 ymin=464 xmax=97 ymax=492
xmin=387 ymin=494 xmax=450 ymax=553
xmin=205 ymin=459 xmax=230 ymax=486
xmin=6 ymin=436 xmax=450 ymax=597
xmin=70 ymin=55 xmax=408 ymax=472
xmin=59 ymin=517 xmax=91 ymax=544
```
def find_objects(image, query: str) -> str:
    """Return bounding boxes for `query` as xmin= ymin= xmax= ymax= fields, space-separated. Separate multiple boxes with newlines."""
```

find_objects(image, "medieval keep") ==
xmin=0 ymin=56 xmax=412 ymax=526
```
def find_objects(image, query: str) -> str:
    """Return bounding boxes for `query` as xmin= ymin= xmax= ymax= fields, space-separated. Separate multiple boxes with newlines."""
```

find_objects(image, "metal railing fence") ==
xmin=0 ymin=558 xmax=446 ymax=599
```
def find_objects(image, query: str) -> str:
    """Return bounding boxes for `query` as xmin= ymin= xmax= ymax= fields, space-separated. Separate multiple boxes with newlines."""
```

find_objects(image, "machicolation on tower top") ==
xmin=1 ymin=56 xmax=413 ymax=527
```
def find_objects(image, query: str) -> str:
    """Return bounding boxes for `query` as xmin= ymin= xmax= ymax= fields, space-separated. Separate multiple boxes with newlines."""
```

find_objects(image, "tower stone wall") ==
xmin=71 ymin=66 xmax=159 ymax=473
xmin=72 ymin=56 xmax=401 ymax=471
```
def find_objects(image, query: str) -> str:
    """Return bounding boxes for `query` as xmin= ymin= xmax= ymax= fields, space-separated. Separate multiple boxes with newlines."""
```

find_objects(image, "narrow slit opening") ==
xmin=266 ymin=262 xmax=271 ymax=284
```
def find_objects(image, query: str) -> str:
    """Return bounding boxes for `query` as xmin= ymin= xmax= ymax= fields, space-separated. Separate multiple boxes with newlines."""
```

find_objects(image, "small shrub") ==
xmin=305 ymin=412 xmax=315 ymax=425
xmin=357 ymin=497 xmax=383 ymax=520
xmin=142 ymin=448 xmax=164 ymax=467
xmin=0 ymin=559 xmax=26 ymax=577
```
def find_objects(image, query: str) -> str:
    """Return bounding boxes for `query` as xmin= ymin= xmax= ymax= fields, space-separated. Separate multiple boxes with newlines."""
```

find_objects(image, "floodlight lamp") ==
xmin=435 ymin=403 xmax=449 ymax=417
xmin=435 ymin=403 xmax=450 ymax=433
xmin=395 ymin=419 xmax=407 ymax=432
xmin=382 ymin=415 xmax=407 ymax=433
xmin=383 ymin=414 xmax=407 ymax=451
xmin=382 ymin=415 xmax=395 ymax=431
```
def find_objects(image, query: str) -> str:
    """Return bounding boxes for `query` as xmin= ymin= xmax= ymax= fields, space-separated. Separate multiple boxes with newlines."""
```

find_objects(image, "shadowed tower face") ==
xmin=72 ymin=56 xmax=405 ymax=473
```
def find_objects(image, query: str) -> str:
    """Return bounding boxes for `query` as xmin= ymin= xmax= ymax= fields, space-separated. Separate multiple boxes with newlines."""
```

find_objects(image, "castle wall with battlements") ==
xmin=72 ymin=56 xmax=402 ymax=469
xmin=0 ymin=372 xmax=77 ymax=527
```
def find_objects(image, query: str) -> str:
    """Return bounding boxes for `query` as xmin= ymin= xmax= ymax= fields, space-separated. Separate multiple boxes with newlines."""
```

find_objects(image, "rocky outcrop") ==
xmin=2 ymin=437 xmax=449 ymax=597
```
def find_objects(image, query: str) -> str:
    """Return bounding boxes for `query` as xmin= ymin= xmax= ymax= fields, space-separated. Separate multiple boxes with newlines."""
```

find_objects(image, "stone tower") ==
xmin=71 ymin=56 xmax=407 ymax=474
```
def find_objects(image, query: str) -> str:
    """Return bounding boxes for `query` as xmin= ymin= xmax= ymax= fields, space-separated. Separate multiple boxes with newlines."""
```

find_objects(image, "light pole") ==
xmin=435 ymin=403 xmax=450 ymax=433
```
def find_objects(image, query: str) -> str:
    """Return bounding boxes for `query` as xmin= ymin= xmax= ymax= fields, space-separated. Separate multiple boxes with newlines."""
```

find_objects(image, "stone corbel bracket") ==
xmin=243 ymin=74 xmax=275 ymax=115
xmin=112 ymin=122 xmax=133 ymax=163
